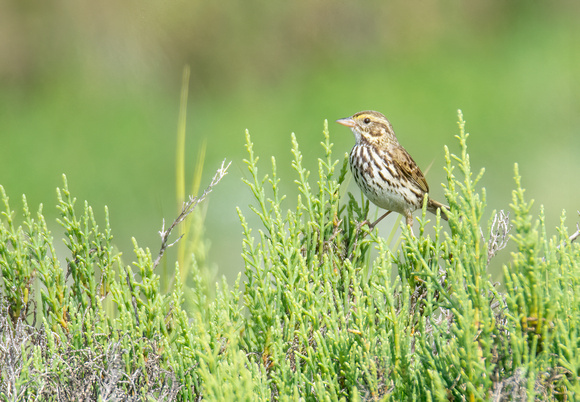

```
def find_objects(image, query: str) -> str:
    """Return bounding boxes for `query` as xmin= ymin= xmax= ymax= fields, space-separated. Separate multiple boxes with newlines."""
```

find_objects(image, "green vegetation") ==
xmin=1 ymin=112 xmax=579 ymax=400
xmin=2 ymin=2 xmax=579 ymax=277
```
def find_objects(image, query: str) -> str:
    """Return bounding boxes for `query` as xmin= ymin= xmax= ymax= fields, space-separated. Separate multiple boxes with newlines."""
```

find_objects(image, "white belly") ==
xmin=349 ymin=147 xmax=422 ymax=215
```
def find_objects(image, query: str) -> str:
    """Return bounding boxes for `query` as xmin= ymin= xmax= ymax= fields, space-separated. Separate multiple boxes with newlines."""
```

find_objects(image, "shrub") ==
xmin=1 ymin=111 xmax=578 ymax=400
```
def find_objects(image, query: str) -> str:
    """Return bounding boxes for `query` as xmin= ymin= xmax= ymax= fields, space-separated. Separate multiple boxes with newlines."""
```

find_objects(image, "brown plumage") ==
xmin=337 ymin=110 xmax=448 ymax=227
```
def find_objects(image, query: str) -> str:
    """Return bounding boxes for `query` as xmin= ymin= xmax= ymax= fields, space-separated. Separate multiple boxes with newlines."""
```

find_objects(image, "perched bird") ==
xmin=337 ymin=110 xmax=448 ymax=228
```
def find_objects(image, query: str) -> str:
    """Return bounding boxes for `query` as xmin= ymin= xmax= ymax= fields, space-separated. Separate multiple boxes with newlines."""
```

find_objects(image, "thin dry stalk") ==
xmin=153 ymin=159 xmax=231 ymax=270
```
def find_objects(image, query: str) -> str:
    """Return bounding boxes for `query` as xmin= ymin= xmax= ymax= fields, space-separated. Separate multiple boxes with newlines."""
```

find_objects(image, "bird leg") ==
xmin=405 ymin=212 xmax=414 ymax=227
xmin=368 ymin=210 xmax=393 ymax=231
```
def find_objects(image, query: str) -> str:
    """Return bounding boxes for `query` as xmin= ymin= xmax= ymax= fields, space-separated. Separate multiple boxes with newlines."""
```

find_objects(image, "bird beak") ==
xmin=336 ymin=117 xmax=355 ymax=128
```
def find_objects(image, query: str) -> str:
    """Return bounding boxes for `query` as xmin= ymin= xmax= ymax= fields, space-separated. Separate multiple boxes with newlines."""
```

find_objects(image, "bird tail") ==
xmin=427 ymin=198 xmax=449 ymax=221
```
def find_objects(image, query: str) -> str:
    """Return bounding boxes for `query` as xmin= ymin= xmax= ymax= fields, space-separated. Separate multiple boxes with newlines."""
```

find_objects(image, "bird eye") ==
xmin=363 ymin=118 xmax=371 ymax=124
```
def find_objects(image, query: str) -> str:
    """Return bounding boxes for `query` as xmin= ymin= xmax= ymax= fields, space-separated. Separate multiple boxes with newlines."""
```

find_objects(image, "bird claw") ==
xmin=356 ymin=220 xmax=370 ymax=231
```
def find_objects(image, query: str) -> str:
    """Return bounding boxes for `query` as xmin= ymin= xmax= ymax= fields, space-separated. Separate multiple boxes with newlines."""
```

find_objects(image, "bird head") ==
xmin=336 ymin=110 xmax=397 ymax=146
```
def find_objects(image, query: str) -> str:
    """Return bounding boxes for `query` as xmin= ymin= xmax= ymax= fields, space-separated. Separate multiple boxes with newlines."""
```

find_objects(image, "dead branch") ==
xmin=152 ymin=159 xmax=231 ymax=270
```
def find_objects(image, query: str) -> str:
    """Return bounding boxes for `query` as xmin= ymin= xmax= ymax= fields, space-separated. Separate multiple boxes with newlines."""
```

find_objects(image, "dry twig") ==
xmin=153 ymin=159 xmax=231 ymax=270
xmin=483 ymin=210 xmax=511 ymax=265
xmin=561 ymin=212 xmax=580 ymax=247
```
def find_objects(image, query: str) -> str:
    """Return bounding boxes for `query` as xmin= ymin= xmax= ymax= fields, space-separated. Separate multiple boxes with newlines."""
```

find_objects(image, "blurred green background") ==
xmin=1 ymin=1 xmax=579 ymax=281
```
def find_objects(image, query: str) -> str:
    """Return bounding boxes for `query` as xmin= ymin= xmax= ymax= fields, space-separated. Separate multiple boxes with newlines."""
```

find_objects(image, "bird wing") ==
xmin=391 ymin=145 xmax=429 ymax=193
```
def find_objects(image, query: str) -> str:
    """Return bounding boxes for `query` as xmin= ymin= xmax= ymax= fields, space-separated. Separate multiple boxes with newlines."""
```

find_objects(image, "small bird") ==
xmin=337 ymin=110 xmax=448 ymax=228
